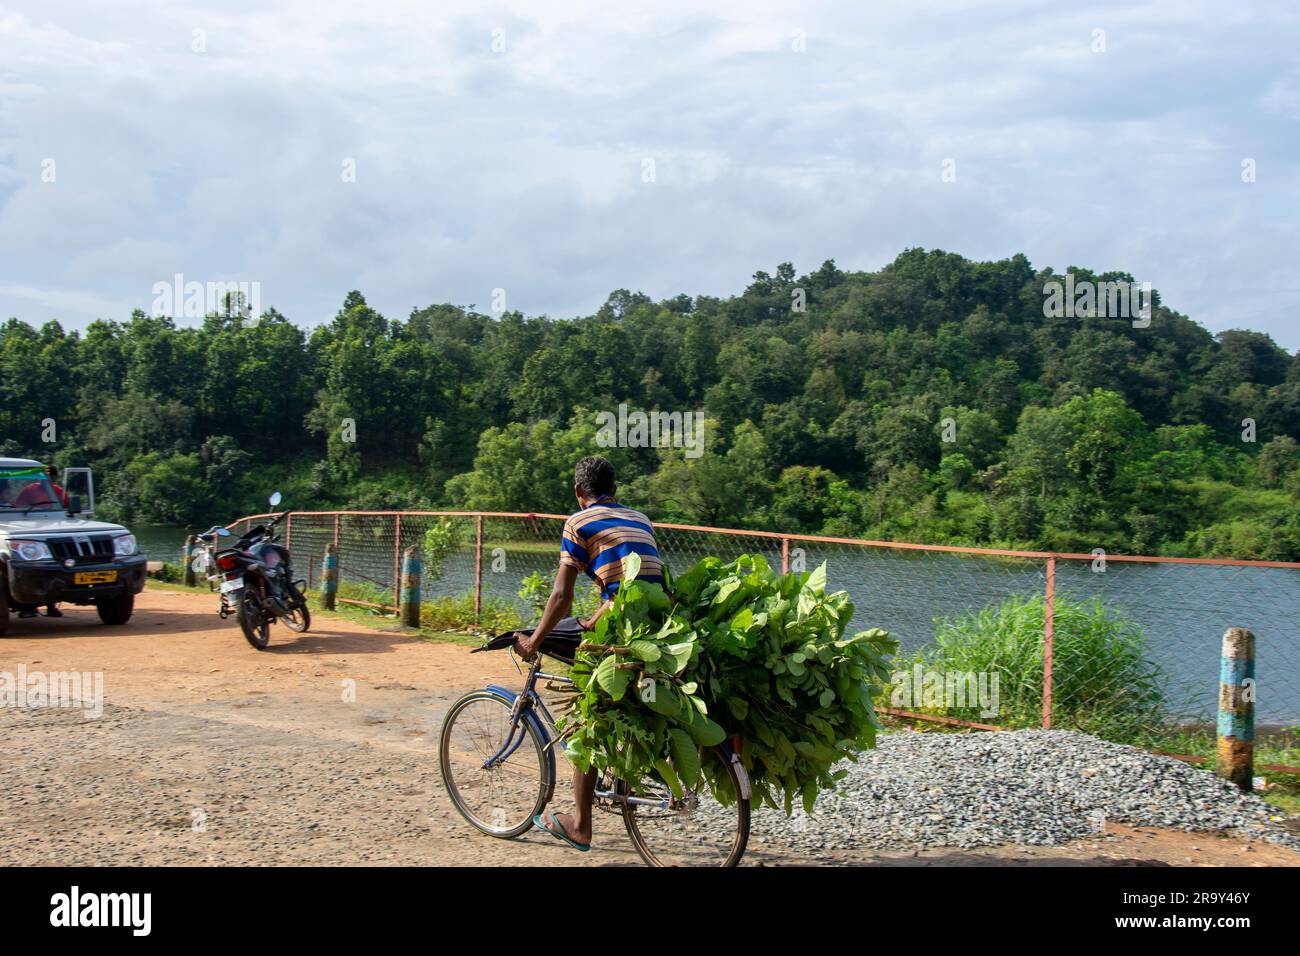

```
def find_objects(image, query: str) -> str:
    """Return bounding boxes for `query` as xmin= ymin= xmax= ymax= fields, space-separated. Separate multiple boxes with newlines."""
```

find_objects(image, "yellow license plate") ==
xmin=74 ymin=570 xmax=118 ymax=585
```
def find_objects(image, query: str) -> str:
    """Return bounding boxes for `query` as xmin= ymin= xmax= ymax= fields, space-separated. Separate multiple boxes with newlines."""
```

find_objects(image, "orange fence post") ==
xmin=332 ymin=513 xmax=340 ymax=548
xmin=392 ymin=515 xmax=402 ymax=605
xmin=1043 ymin=556 xmax=1055 ymax=729
xmin=781 ymin=536 xmax=790 ymax=575
xmin=474 ymin=515 xmax=484 ymax=623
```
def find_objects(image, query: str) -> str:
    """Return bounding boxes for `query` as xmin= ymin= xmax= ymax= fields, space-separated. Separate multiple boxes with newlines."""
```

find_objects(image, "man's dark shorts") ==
xmin=536 ymin=616 xmax=584 ymax=661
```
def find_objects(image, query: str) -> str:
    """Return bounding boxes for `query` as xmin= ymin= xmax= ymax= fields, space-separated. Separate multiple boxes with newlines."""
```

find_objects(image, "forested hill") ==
xmin=2 ymin=249 xmax=1298 ymax=559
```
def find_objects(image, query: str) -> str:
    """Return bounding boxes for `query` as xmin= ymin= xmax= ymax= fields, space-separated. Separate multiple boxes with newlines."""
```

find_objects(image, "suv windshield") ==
xmin=0 ymin=469 xmax=65 ymax=513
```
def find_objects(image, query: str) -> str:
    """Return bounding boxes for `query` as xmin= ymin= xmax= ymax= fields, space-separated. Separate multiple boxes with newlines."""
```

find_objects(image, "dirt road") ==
xmin=1 ymin=587 xmax=1295 ymax=867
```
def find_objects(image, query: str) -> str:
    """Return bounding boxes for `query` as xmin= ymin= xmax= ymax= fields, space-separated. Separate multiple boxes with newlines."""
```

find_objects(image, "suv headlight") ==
xmin=11 ymin=540 xmax=53 ymax=561
xmin=113 ymin=534 xmax=137 ymax=556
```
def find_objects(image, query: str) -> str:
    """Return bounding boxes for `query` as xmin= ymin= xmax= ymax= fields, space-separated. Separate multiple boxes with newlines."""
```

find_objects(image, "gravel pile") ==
xmin=752 ymin=729 xmax=1298 ymax=852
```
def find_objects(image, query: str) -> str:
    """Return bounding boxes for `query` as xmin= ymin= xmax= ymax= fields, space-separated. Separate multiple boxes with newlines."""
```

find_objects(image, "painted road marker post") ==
xmin=400 ymin=545 xmax=421 ymax=628
xmin=1216 ymin=627 xmax=1255 ymax=791
xmin=182 ymin=535 xmax=197 ymax=587
xmin=321 ymin=542 xmax=339 ymax=611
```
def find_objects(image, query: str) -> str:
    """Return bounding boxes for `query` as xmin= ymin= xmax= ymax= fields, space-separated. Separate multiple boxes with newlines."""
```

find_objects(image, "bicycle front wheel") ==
xmin=622 ymin=746 xmax=750 ymax=867
xmin=439 ymin=691 xmax=549 ymax=839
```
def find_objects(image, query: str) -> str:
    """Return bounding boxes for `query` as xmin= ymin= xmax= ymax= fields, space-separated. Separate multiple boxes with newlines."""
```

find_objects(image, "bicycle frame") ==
xmin=481 ymin=651 xmax=672 ymax=811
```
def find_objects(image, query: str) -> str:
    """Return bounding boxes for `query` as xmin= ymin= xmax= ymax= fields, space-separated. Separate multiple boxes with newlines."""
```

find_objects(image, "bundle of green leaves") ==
xmin=558 ymin=553 xmax=896 ymax=814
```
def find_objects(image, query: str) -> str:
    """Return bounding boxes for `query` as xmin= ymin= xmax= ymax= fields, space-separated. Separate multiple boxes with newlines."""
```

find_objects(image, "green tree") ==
xmin=1258 ymin=435 xmax=1299 ymax=488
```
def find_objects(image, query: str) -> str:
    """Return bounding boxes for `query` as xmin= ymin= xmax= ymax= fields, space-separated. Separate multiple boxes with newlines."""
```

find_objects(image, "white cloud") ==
xmin=0 ymin=0 xmax=1297 ymax=349
xmin=0 ymin=282 xmax=131 ymax=321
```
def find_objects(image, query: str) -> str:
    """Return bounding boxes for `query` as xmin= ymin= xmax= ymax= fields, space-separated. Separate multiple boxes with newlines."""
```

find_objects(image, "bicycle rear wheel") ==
xmin=439 ymin=691 xmax=549 ymax=838
xmin=622 ymin=746 xmax=750 ymax=867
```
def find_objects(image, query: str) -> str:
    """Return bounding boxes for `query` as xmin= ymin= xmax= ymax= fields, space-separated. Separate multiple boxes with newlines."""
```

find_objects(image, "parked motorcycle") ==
xmin=196 ymin=492 xmax=310 ymax=649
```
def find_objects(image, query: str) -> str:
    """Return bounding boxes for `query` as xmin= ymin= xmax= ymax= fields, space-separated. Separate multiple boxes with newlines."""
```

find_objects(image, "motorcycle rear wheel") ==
xmin=239 ymin=589 xmax=271 ymax=650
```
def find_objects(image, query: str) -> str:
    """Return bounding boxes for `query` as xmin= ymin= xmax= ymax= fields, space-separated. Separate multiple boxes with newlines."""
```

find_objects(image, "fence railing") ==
xmin=230 ymin=510 xmax=1300 ymax=764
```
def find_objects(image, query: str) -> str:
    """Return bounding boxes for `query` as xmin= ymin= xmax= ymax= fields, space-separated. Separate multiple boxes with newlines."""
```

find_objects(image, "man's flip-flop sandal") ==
xmin=532 ymin=813 xmax=590 ymax=852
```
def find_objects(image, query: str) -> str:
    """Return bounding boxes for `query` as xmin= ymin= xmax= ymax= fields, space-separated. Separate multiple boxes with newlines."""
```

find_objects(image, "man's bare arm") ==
xmin=515 ymin=563 xmax=578 ymax=658
xmin=581 ymin=598 xmax=614 ymax=631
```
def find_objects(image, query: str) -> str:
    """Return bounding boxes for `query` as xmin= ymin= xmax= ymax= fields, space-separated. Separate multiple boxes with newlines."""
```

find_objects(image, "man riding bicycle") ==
xmin=514 ymin=455 xmax=663 ymax=851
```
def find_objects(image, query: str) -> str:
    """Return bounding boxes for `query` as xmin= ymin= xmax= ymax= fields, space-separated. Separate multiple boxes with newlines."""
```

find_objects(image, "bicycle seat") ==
xmin=474 ymin=618 xmax=584 ymax=663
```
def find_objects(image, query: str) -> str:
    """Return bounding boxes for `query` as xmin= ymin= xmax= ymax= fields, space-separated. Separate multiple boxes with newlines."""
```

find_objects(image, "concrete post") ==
xmin=400 ymin=545 xmax=421 ymax=628
xmin=1216 ymin=627 xmax=1255 ymax=791
xmin=321 ymin=542 xmax=339 ymax=611
xmin=182 ymin=535 xmax=197 ymax=587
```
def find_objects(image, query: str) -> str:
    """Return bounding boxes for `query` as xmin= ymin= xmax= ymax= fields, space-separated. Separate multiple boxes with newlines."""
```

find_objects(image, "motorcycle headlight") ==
xmin=113 ymin=534 xmax=137 ymax=556
xmin=12 ymin=540 xmax=53 ymax=561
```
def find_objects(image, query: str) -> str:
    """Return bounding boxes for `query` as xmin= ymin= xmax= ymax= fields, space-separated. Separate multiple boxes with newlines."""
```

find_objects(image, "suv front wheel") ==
xmin=0 ymin=578 xmax=9 ymax=636
xmin=96 ymin=591 xmax=134 ymax=625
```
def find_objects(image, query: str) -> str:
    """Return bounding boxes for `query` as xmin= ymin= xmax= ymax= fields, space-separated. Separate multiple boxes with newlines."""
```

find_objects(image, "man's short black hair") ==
xmin=574 ymin=456 xmax=616 ymax=498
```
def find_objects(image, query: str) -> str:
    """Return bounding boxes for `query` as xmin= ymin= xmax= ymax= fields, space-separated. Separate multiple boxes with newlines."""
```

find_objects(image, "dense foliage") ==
xmin=559 ymin=553 xmax=896 ymax=813
xmin=904 ymin=594 xmax=1166 ymax=736
xmin=2 ymin=249 xmax=1298 ymax=557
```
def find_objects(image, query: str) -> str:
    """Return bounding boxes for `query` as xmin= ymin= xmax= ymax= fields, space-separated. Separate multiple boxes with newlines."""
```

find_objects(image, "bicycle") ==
xmin=438 ymin=622 xmax=751 ymax=866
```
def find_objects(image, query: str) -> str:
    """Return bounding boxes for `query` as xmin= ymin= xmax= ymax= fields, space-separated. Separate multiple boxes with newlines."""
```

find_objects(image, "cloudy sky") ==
xmin=2 ymin=0 xmax=1298 ymax=348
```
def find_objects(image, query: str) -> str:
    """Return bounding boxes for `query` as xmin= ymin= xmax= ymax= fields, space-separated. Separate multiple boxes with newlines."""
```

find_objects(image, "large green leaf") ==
xmin=664 ymin=640 xmax=695 ymax=673
xmin=685 ymin=708 xmax=727 ymax=746
xmin=668 ymin=729 xmax=701 ymax=788
xmin=641 ymin=681 xmax=682 ymax=717
xmin=628 ymin=639 xmax=661 ymax=662
xmin=654 ymin=759 xmax=683 ymax=801
xmin=713 ymin=577 xmax=740 ymax=606
xmin=594 ymin=654 xmax=629 ymax=700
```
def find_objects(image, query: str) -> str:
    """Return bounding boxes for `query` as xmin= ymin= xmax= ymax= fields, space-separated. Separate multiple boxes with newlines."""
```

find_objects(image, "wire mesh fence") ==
xmin=1048 ymin=556 xmax=1300 ymax=745
xmin=234 ymin=510 xmax=1300 ymax=759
